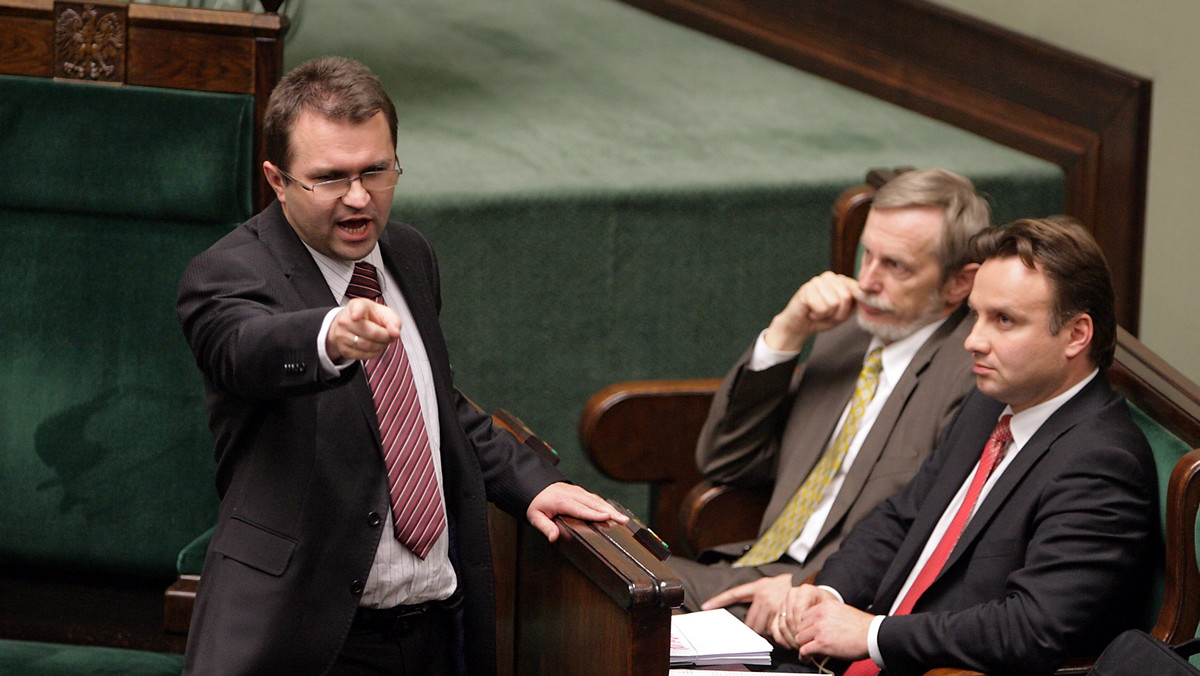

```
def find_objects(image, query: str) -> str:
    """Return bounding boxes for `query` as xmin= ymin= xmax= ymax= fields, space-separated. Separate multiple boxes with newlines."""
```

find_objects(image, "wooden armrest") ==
xmin=505 ymin=513 xmax=682 ymax=675
xmin=1152 ymin=447 xmax=1200 ymax=643
xmin=164 ymin=575 xmax=200 ymax=637
xmin=580 ymin=378 xmax=720 ymax=482
xmin=680 ymin=480 xmax=770 ymax=558
xmin=580 ymin=378 xmax=720 ymax=552
xmin=493 ymin=408 xmax=559 ymax=466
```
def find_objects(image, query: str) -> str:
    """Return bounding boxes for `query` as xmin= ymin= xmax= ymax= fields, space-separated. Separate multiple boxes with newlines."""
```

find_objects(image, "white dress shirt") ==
xmin=306 ymin=243 xmax=458 ymax=608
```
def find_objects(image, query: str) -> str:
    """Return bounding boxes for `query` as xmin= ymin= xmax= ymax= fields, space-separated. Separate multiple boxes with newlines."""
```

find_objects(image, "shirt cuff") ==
xmin=816 ymin=585 xmax=844 ymax=604
xmin=317 ymin=306 xmax=355 ymax=377
xmin=867 ymin=615 xmax=886 ymax=669
xmin=748 ymin=329 xmax=802 ymax=371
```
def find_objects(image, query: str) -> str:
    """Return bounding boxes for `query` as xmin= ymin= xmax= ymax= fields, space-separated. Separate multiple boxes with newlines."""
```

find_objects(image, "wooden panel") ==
xmin=514 ymin=516 xmax=680 ymax=675
xmin=0 ymin=570 xmax=186 ymax=653
xmin=614 ymin=0 xmax=1150 ymax=332
xmin=0 ymin=4 xmax=53 ymax=76
xmin=126 ymin=26 xmax=254 ymax=94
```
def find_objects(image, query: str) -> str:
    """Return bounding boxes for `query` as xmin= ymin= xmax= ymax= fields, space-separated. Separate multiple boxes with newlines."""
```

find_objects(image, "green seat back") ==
xmin=1127 ymin=401 xmax=1195 ymax=632
xmin=0 ymin=74 xmax=253 ymax=578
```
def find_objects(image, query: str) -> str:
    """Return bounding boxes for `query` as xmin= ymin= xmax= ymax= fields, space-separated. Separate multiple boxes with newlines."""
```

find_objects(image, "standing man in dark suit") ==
xmin=176 ymin=56 xmax=625 ymax=676
xmin=674 ymin=170 xmax=990 ymax=635
xmin=776 ymin=218 xmax=1159 ymax=675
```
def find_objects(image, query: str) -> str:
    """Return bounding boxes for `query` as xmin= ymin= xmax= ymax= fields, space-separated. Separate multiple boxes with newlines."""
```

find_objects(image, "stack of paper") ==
xmin=670 ymin=609 xmax=772 ymax=667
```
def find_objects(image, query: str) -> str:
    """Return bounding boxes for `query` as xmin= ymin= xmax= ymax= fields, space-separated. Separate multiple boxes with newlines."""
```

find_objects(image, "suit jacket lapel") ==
xmin=256 ymin=202 xmax=380 ymax=431
xmin=766 ymin=328 xmax=870 ymax=524
xmin=936 ymin=376 xmax=1109 ymax=580
xmin=256 ymin=201 xmax=341 ymax=309
xmin=872 ymin=399 xmax=997 ymax=606
xmin=819 ymin=309 xmax=968 ymax=545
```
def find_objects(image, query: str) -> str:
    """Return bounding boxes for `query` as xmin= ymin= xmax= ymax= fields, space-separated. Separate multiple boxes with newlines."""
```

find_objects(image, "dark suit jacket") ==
xmin=176 ymin=202 xmax=564 ymax=675
xmin=691 ymin=309 xmax=974 ymax=584
xmin=815 ymin=376 xmax=1159 ymax=676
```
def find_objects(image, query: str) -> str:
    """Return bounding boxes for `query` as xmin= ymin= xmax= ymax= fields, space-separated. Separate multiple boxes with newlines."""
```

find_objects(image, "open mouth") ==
xmin=339 ymin=218 xmax=371 ymax=235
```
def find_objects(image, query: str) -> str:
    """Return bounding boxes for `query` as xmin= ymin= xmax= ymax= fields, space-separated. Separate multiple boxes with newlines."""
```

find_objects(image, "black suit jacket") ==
xmin=177 ymin=202 xmax=564 ymax=675
xmin=815 ymin=375 xmax=1159 ymax=676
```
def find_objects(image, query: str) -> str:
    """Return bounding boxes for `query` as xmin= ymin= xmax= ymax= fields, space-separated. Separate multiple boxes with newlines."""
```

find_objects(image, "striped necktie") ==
xmin=346 ymin=261 xmax=445 ymax=559
xmin=734 ymin=348 xmax=884 ymax=568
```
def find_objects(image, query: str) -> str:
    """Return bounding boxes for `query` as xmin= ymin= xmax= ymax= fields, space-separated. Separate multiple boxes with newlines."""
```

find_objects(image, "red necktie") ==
xmin=843 ymin=414 xmax=1013 ymax=676
xmin=347 ymin=262 xmax=446 ymax=559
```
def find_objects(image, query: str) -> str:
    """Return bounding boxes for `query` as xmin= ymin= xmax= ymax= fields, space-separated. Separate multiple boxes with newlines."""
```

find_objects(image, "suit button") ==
xmin=367 ymin=512 xmax=382 ymax=527
xmin=350 ymin=580 xmax=365 ymax=595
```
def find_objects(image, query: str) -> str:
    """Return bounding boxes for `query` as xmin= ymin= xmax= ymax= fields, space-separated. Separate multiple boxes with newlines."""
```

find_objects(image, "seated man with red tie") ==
xmin=772 ymin=217 xmax=1160 ymax=676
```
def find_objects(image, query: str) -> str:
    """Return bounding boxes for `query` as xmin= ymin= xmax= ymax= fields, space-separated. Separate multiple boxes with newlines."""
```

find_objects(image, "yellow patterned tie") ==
xmin=733 ymin=348 xmax=884 ymax=567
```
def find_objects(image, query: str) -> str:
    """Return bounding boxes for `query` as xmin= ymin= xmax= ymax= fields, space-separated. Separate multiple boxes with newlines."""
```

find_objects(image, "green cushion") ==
xmin=0 ymin=208 xmax=228 ymax=577
xmin=176 ymin=527 xmax=214 ymax=577
xmin=0 ymin=640 xmax=183 ymax=675
xmin=1128 ymin=402 xmax=1194 ymax=531
xmin=0 ymin=74 xmax=253 ymax=223
xmin=1126 ymin=402 xmax=1195 ymax=632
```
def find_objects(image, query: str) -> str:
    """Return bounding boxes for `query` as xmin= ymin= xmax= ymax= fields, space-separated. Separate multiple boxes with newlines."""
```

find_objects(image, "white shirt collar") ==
xmin=868 ymin=316 xmax=949 ymax=385
xmin=1005 ymin=368 xmax=1100 ymax=449
xmin=300 ymin=243 xmax=385 ymax=302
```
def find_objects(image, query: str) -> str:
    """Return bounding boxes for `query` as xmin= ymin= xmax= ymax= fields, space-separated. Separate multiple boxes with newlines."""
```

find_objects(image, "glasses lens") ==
xmin=308 ymin=169 xmax=400 ymax=200
xmin=312 ymin=178 xmax=351 ymax=201
xmin=361 ymin=169 xmax=401 ymax=191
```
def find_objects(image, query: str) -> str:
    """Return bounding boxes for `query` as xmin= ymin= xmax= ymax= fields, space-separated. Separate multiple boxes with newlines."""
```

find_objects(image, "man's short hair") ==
xmin=872 ymin=169 xmax=992 ymax=281
xmin=263 ymin=55 xmax=399 ymax=172
xmin=967 ymin=216 xmax=1117 ymax=369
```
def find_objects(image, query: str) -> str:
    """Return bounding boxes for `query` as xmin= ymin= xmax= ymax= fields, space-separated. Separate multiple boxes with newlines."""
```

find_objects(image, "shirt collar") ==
xmin=868 ymin=316 xmax=949 ymax=386
xmin=301 ymin=243 xmax=384 ymax=301
xmin=1005 ymin=369 xmax=1100 ymax=448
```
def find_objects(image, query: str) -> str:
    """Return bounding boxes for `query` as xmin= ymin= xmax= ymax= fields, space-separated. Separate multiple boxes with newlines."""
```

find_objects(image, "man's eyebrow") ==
xmin=310 ymin=161 xmax=392 ymax=178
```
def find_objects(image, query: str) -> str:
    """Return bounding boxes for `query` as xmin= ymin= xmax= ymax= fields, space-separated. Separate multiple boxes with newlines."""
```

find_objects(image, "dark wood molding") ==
xmin=614 ymin=0 xmax=1150 ymax=332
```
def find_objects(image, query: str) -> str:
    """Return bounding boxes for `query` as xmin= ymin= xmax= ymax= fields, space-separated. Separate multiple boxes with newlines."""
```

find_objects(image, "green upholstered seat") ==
xmin=0 ymin=74 xmax=251 ymax=580
xmin=0 ymin=640 xmax=184 ymax=675
xmin=0 ymin=74 xmax=253 ymax=663
xmin=1128 ymin=403 xmax=1198 ymax=632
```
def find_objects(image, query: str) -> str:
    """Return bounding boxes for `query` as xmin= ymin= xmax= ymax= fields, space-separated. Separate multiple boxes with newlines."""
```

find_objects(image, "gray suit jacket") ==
xmin=177 ymin=202 xmax=564 ymax=675
xmin=693 ymin=308 xmax=974 ymax=582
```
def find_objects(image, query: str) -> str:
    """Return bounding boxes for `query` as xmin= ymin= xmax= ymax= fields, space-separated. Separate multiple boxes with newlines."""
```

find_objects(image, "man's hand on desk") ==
xmin=699 ymin=573 xmax=794 ymax=637
xmin=526 ymin=482 xmax=629 ymax=542
xmin=776 ymin=584 xmax=872 ymax=662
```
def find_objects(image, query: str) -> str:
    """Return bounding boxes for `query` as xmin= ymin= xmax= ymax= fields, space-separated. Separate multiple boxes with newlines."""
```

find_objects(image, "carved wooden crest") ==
xmin=54 ymin=2 xmax=127 ymax=84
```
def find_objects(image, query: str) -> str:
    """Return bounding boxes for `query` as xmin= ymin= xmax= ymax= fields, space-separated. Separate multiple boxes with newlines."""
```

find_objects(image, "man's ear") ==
xmin=263 ymin=161 xmax=287 ymax=203
xmin=1063 ymin=313 xmax=1094 ymax=360
xmin=943 ymin=262 xmax=979 ymax=307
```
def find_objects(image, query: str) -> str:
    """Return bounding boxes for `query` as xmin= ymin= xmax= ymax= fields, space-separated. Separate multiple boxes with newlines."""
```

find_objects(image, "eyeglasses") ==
xmin=278 ymin=160 xmax=403 ymax=201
